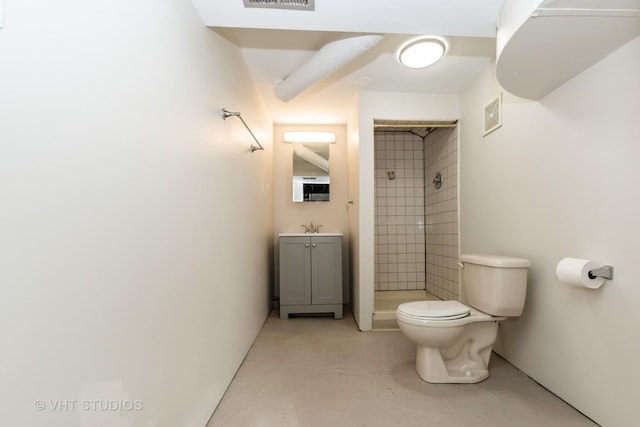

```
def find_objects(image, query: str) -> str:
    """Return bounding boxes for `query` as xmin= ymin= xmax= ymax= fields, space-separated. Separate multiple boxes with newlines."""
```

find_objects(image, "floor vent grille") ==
xmin=243 ymin=0 xmax=315 ymax=11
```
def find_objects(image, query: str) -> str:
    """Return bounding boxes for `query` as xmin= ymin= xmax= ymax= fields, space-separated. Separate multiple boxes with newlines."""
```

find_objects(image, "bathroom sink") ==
xmin=279 ymin=232 xmax=343 ymax=237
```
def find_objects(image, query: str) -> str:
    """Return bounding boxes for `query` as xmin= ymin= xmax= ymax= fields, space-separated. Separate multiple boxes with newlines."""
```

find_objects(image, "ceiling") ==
xmin=193 ymin=0 xmax=505 ymax=124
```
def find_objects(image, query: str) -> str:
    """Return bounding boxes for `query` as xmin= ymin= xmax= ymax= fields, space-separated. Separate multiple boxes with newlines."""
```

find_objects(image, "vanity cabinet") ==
xmin=279 ymin=235 xmax=343 ymax=319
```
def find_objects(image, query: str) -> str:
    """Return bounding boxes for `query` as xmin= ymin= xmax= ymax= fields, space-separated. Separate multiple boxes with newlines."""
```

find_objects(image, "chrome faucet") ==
xmin=301 ymin=222 xmax=322 ymax=233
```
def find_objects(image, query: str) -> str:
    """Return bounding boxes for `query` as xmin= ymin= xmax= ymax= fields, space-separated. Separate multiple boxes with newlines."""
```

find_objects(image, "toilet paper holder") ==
xmin=588 ymin=265 xmax=614 ymax=280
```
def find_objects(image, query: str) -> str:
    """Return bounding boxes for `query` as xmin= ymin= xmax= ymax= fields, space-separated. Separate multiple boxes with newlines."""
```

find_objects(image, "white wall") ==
xmin=347 ymin=106 xmax=362 ymax=323
xmin=356 ymin=91 xmax=460 ymax=331
xmin=460 ymin=37 xmax=640 ymax=427
xmin=0 ymin=1 xmax=272 ymax=426
xmin=272 ymin=123 xmax=350 ymax=302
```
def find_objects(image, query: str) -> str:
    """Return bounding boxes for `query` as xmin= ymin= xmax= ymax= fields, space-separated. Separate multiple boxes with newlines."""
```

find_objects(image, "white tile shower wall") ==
xmin=424 ymin=128 xmax=459 ymax=300
xmin=374 ymin=131 xmax=426 ymax=291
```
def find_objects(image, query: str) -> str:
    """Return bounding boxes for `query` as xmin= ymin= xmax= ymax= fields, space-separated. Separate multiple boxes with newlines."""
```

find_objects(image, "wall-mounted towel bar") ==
xmin=222 ymin=108 xmax=264 ymax=153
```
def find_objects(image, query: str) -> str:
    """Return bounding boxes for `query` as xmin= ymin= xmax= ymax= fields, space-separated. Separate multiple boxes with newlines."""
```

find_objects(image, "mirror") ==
xmin=292 ymin=143 xmax=330 ymax=202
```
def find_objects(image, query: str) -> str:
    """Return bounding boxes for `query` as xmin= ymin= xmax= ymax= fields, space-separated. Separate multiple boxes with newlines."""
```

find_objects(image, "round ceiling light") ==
xmin=398 ymin=37 xmax=447 ymax=69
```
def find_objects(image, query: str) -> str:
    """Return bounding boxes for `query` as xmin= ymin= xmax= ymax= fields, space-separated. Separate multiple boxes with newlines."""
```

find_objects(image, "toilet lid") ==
xmin=397 ymin=300 xmax=470 ymax=320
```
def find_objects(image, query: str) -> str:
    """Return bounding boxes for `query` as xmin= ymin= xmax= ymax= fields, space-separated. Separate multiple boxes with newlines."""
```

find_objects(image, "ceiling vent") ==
xmin=242 ymin=0 xmax=315 ymax=11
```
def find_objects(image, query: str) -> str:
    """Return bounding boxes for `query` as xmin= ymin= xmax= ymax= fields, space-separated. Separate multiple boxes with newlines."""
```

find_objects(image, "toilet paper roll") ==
xmin=556 ymin=258 xmax=605 ymax=289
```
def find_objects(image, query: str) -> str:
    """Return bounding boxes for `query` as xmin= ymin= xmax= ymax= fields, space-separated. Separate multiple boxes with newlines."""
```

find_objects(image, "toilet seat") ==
xmin=397 ymin=300 xmax=470 ymax=321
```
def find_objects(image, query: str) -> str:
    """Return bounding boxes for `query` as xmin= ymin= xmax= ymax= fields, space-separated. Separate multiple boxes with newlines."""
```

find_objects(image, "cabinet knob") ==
xmin=305 ymin=243 xmax=310 ymax=247
xmin=312 ymin=243 xmax=317 ymax=247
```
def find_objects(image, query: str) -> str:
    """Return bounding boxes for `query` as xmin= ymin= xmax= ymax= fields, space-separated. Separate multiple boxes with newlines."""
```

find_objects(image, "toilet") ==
xmin=396 ymin=254 xmax=531 ymax=384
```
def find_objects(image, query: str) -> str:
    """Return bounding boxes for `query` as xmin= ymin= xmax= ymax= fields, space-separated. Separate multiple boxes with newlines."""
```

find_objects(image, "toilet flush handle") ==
xmin=457 ymin=261 xmax=465 ymax=269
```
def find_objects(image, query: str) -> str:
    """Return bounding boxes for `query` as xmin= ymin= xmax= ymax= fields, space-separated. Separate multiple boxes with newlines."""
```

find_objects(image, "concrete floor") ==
xmin=207 ymin=308 xmax=597 ymax=427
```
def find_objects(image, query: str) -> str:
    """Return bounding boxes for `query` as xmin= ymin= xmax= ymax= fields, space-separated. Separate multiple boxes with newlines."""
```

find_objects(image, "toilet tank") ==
xmin=460 ymin=254 xmax=531 ymax=317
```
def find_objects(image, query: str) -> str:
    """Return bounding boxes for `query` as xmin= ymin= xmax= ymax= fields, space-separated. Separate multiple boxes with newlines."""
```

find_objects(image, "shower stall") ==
xmin=372 ymin=120 xmax=460 ymax=329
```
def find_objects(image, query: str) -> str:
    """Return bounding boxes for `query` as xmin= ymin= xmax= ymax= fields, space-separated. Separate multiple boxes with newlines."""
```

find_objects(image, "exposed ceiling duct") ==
xmin=293 ymin=144 xmax=329 ymax=172
xmin=274 ymin=34 xmax=384 ymax=102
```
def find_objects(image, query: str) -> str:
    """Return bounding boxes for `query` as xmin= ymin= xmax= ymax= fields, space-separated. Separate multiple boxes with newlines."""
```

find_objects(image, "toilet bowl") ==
xmin=395 ymin=254 xmax=531 ymax=384
xmin=396 ymin=301 xmax=503 ymax=383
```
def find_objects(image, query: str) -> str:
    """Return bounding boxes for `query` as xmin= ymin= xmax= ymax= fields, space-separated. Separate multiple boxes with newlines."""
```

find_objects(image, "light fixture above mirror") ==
xmin=398 ymin=37 xmax=447 ymax=69
xmin=284 ymin=131 xmax=336 ymax=144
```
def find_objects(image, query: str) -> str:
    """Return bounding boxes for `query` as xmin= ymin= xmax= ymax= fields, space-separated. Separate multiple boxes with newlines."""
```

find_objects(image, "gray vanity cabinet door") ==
xmin=279 ymin=236 xmax=311 ymax=306
xmin=310 ymin=236 xmax=342 ymax=305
